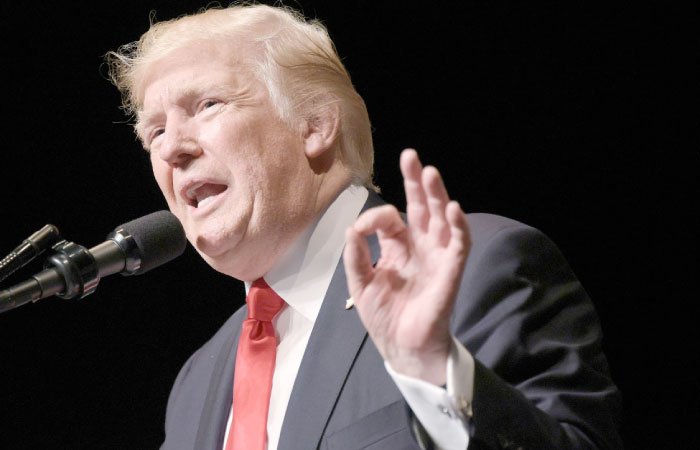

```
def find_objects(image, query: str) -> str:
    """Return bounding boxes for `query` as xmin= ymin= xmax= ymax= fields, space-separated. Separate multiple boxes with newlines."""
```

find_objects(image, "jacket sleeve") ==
xmin=450 ymin=216 xmax=622 ymax=450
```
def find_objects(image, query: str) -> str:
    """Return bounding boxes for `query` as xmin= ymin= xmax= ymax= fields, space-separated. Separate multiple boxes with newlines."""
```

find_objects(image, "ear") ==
xmin=302 ymin=103 xmax=340 ymax=159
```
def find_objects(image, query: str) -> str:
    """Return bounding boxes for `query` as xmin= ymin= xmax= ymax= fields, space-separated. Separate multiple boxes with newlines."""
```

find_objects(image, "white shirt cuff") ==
xmin=385 ymin=336 xmax=474 ymax=450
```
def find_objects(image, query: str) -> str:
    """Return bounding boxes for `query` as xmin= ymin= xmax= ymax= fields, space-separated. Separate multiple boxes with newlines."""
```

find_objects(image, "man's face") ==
xmin=139 ymin=40 xmax=322 ymax=280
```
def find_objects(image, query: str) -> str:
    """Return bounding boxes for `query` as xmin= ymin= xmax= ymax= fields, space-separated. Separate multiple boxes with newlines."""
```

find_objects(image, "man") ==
xmin=107 ymin=4 xmax=621 ymax=450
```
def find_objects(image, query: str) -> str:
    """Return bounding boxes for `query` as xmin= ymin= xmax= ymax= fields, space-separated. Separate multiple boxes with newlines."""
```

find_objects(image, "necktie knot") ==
xmin=246 ymin=278 xmax=285 ymax=322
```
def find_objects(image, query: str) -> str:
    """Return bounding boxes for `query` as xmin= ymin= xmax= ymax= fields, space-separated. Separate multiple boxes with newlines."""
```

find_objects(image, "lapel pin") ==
xmin=345 ymin=297 xmax=354 ymax=310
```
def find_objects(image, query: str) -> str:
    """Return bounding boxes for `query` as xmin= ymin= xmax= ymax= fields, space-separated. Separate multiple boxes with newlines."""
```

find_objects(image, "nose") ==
xmin=157 ymin=116 xmax=202 ymax=168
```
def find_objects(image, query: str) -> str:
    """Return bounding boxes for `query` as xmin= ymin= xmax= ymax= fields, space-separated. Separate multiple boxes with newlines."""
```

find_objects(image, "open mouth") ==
xmin=184 ymin=182 xmax=228 ymax=208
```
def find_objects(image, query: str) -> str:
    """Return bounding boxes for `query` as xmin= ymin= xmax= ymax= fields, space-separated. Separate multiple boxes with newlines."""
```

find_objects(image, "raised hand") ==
xmin=343 ymin=149 xmax=471 ymax=386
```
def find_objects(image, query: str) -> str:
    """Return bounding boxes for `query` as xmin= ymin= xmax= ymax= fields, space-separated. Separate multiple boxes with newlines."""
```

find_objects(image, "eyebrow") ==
xmin=139 ymin=83 xmax=210 ymax=121
xmin=136 ymin=81 xmax=240 ymax=137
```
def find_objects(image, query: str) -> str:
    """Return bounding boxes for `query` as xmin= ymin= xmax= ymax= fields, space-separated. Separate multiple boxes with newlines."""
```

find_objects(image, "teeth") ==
xmin=197 ymin=195 xmax=216 ymax=208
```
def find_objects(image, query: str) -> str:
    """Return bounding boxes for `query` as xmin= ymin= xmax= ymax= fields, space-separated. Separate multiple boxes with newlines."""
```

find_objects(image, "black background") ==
xmin=0 ymin=1 xmax=693 ymax=449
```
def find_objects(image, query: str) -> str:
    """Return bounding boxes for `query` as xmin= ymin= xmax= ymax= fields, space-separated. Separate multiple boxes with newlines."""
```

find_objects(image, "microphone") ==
xmin=0 ymin=211 xmax=186 ymax=314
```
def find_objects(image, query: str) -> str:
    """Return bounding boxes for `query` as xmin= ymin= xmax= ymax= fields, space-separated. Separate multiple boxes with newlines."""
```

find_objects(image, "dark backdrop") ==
xmin=0 ymin=2 xmax=692 ymax=449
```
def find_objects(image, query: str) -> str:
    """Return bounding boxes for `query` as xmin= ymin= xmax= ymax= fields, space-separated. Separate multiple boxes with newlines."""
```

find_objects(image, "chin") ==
xmin=198 ymin=249 xmax=267 ymax=282
xmin=193 ymin=229 xmax=235 ymax=258
xmin=190 ymin=230 xmax=253 ymax=280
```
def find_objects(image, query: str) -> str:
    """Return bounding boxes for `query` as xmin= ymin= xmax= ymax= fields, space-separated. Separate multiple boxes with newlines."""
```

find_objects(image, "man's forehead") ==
xmin=136 ymin=37 xmax=259 ymax=110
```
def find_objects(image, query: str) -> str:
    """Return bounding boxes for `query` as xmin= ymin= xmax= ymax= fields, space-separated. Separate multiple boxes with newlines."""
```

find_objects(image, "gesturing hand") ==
xmin=343 ymin=149 xmax=471 ymax=386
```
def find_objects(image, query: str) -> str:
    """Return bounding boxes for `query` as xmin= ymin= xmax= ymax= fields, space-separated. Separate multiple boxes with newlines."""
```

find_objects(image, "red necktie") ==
xmin=227 ymin=278 xmax=285 ymax=450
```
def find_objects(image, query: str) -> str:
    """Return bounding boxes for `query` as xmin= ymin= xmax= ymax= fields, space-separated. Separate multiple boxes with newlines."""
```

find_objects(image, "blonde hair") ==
xmin=106 ymin=3 xmax=377 ymax=190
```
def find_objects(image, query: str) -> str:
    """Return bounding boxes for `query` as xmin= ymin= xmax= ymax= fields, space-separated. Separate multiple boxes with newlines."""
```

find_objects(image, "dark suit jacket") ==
xmin=160 ymin=192 xmax=622 ymax=450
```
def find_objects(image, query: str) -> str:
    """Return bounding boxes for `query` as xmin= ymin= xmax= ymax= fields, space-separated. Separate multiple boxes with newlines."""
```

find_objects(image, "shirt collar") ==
xmin=245 ymin=184 xmax=369 ymax=322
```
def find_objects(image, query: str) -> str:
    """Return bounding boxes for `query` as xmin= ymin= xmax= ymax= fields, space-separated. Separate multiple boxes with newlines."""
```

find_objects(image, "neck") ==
xmin=236 ymin=165 xmax=352 ymax=282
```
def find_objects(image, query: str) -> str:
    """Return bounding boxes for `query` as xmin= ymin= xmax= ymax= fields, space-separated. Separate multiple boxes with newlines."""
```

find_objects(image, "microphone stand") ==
xmin=0 ymin=224 xmax=60 ymax=283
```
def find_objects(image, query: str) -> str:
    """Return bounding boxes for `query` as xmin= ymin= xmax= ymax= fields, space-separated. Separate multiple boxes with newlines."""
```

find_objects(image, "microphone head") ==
xmin=111 ymin=210 xmax=187 ymax=275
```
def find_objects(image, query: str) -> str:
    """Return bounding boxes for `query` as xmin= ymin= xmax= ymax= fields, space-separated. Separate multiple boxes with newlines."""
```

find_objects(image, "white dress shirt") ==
xmin=222 ymin=184 xmax=474 ymax=450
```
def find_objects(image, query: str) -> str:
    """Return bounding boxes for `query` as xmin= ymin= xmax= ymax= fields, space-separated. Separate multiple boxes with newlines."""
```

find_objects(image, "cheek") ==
xmin=150 ymin=156 xmax=175 ymax=203
xmin=199 ymin=116 xmax=237 ymax=152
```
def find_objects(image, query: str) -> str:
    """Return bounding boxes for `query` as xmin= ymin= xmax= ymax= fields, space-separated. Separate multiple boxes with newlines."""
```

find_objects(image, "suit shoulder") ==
xmin=465 ymin=212 xmax=544 ymax=244
xmin=465 ymin=212 xmax=539 ymax=231
xmin=461 ymin=213 xmax=573 ymax=285
xmin=169 ymin=304 xmax=248 ymax=390
xmin=186 ymin=304 xmax=248 ymax=368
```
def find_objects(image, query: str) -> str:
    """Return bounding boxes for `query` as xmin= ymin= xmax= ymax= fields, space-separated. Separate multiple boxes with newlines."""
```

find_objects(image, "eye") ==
xmin=149 ymin=128 xmax=165 ymax=145
xmin=200 ymin=99 xmax=221 ymax=111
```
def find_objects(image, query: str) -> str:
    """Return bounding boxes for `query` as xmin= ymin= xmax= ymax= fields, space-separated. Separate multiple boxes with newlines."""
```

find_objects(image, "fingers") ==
xmin=446 ymin=200 xmax=471 ymax=257
xmin=343 ymin=227 xmax=373 ymax=298
xmin=422 ymin=166 xmax=451 ymax=246
xmin=401 ymin=148 xmax=453 ymax=245
xmin=400 ymin=148 xmax=471 ymax=254
xmin=401 ymin=149 xmax=429 ymax=232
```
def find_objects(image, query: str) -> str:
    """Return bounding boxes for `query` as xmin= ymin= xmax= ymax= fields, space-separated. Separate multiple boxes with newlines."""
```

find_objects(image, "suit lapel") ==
xmin=277 ymin=191 xmax=384 ymax=450
xmin=194 ymin=308 xmax=246 ymax=450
